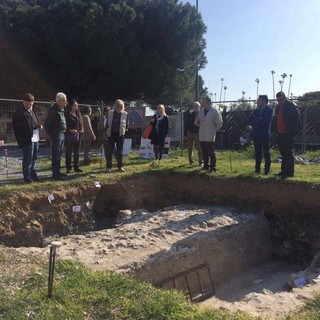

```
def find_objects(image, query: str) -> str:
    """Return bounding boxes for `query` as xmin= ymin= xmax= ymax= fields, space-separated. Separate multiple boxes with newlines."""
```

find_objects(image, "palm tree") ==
xmin=288 ymin=74 xmax=293 ymax=98
xmin=219 ymin=78 xmax=224 ymax=102
xmin=281 ymin=73 xmax=287 ymax=92
xmin=279 ymin=80 xmax=283 ymax=91
xmin=255 ymin=78 xmax=260 ymax=98
xmin=271 ymin=70 xmax=275 ymax=99
xmin=223 ymin=86 xmax=227 ymax=102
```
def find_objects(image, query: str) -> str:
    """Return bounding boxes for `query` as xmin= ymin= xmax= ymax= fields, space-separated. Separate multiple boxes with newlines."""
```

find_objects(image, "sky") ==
xmin=182 ymin=0 xmax=320 ymax=102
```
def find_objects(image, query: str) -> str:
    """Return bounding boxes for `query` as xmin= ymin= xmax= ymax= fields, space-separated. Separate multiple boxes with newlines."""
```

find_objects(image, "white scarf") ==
xmin=155 ymin=113 xmax=164 ymax=132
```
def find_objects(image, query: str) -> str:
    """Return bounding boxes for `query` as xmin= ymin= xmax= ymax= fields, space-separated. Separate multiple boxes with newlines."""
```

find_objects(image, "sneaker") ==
xmin=60 ymin=172 xmax=68 ymax=177
xmin=74 ymin=168 xmax=83 ymax=173
xmin=200 ymin=166 xmax=209 ymax=171
xmin=118 ymin=167 xmax=125 ymax=172
xmin=66 ymin=169 xmax=71 ymax=174
xmin=106 ymin=168 xmax=112 ymax=173
xmin=209 ymin=168 xmax=217 ymax=172
xmin=254 ymin=170 xmax=261 ymax=174
xmin=24 ymin=178 xmax=33 ymax=184
xmin=274 ymin=172 xmax=284 ymax=176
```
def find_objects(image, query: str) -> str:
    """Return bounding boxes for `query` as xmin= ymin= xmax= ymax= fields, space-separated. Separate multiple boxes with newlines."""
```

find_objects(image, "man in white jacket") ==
xmin=195 ymin=96 xmax=223 ymax=171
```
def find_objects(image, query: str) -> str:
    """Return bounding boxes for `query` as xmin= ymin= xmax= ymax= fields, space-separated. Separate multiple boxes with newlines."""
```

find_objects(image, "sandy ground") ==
xmin=6 ymin=204 xmax=320 ymax=319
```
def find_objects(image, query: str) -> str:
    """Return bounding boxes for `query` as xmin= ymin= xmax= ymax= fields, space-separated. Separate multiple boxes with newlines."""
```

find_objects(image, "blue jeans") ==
xmin=51 ymin=132 xmax=65 ymax=177
xmin=22 ymin=142 xmax=39 ymax=181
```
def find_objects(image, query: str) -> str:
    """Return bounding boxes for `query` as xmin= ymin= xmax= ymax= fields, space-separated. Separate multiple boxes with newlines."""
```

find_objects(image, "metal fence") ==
xmin=213 ymin=96 xmax=320 ymax=152
xmin=0 ymin=98 xmax=146 ymax=148
xmin=1 ymin=97 xmax=320 ymax=152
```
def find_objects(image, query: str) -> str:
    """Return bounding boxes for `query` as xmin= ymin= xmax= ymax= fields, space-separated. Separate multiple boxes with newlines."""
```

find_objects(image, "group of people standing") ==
xmin=184 ymin=92 xmax=301 ymax=178
xmin=12 ymin=92 xmax=129 ymax=182
xmin=249 ymin=91 xmax=301 ymax=179
xmin=185 ymin=96 xmax=223 ymax=172
xmin=12 ymin=90 xmax=301 ymax=184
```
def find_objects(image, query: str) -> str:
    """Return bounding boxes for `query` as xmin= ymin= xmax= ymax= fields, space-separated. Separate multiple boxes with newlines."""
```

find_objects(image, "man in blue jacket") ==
xmin=248 ymin=95 xmax=273 ymax=174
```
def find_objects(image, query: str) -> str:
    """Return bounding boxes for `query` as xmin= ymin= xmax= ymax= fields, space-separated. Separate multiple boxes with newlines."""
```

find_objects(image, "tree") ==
xmin=0 ymin=0 xmax=207 ymax=102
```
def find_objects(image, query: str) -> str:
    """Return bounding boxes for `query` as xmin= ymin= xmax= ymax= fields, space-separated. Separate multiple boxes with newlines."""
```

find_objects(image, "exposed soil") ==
xmin=1 ymin=173 xmax=320 ymax=318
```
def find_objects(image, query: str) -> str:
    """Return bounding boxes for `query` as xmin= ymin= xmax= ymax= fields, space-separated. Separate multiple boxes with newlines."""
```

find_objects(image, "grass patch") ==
xmin=0 ymin=258 xmax=258 ymax=320
xmin=1 ymin=146 xmax=320 ymax=198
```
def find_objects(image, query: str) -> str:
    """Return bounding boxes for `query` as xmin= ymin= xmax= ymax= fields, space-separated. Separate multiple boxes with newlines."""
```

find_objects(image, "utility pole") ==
xmin=195 ymin=0 xmax=199 ymax=101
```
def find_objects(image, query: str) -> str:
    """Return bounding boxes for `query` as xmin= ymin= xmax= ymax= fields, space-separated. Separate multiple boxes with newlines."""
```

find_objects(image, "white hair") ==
xmin=193 ymin=101 xmax=201 ymax=107
xmin=56 ymin=92 xmax=67 ymax=102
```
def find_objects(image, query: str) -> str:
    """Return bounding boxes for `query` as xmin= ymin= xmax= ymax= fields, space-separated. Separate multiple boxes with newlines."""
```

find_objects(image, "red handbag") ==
xmin=142 ymin=124 xmax=153 ymax=139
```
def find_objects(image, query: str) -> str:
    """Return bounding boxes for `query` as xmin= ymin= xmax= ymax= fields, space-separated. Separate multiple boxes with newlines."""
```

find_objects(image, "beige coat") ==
xmin=107 ymin=110 xmax=128 ymax=137
xmin=82 ymin=114 xmax=96 ymax=141
xmin=196 ymin=106 xmax=223 ymax=142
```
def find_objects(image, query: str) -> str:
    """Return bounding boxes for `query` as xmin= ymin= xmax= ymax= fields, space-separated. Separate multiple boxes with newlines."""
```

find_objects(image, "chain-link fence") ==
xmin=1 ymin=96 xmax=320 ymax=152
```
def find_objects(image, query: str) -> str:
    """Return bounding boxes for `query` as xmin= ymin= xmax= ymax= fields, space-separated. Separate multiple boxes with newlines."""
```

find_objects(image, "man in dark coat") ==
xmin=44 ymin=92 xmax=67 ymax=180
xmin=12 ymin=93 xmax=42 ymax=183
xmin=274 ymin=91 xmax=301 ymax=178
xmin=248 ymin=95 xmax=273 ymax=174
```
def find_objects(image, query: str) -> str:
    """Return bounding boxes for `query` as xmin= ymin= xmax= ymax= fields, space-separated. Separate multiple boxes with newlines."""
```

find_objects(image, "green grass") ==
xmin=0 ymin=258 xmax=258 ymax=320
xmin=1 ymin=146 xmax=320 ymax=199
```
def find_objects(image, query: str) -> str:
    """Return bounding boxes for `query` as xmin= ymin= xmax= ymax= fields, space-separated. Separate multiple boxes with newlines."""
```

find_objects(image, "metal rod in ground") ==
xmin=47 ymin=241 xmax=61 ymax=298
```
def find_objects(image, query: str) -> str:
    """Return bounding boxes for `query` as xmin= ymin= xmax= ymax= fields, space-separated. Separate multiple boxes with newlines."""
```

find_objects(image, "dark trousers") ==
xmin=65 ymin=141 xmax=80 ymax=170
xmin=51 ymin=132 xmax=65 ymax=177
xmin=253 ymin=138 xmax=271 ymax=173
xmin=22 ymin=142 xmax=39 ymax=181
xmin=106 ymin=132 xmax=124 ymax=169
xmin=200 ymin=141 xmax=216 ymax=170
xmin=277 ymin=133 xmax=295 ymax=176
xmin=153 ymin=145 xmax=164 ymax=160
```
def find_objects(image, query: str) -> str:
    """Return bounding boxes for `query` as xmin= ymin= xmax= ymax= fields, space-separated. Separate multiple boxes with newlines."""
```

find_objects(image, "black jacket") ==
xmin=44 ymin=104 xmax=66 ymax=138
xmin=184 ymin=110 xmax=199 ymax=135
xmin=12 ymin=104 xmax=41 ymax=149
xmin=275 ymin=100 xmax=301 ymax=137
xmin=150 ymin=114 xmax=169 ymax=147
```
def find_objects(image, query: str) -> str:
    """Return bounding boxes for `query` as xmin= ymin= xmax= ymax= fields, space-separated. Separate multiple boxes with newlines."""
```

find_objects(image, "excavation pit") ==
xmin=1 ymin=174 xmax=320 ymax=318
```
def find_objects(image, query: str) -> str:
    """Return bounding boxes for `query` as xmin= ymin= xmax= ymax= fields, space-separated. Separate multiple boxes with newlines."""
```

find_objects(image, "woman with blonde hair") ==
xmin=106 ymin=99 xmax=128 ymax=172
xmin=150 ymin=104 xmax=169 ymax=160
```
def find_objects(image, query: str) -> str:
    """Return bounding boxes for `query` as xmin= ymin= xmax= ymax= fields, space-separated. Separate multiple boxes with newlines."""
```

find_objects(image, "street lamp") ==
xmin=195 ymin=0 xmax=199 ymax=101
xmin=223 ymin=86 xmax=227 ymax=103
xmin=214 ymin=93 xmax=217 ymax=102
